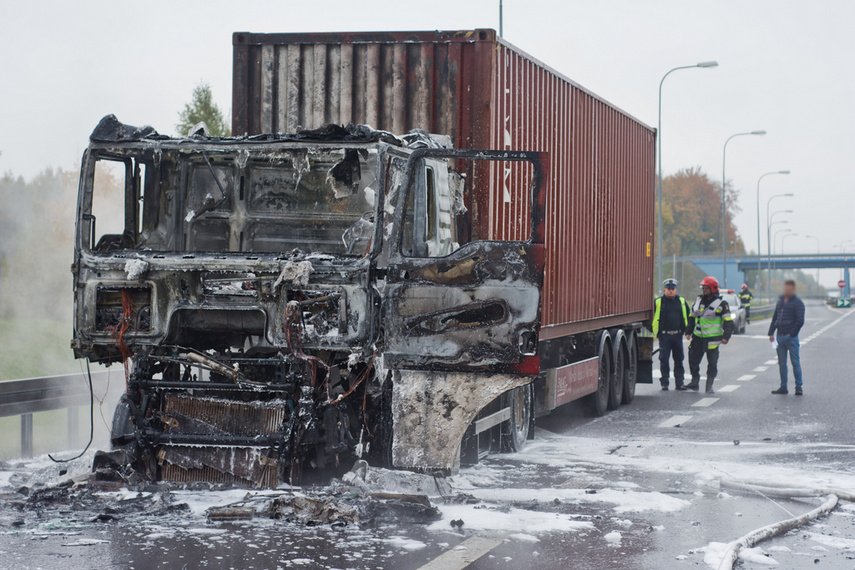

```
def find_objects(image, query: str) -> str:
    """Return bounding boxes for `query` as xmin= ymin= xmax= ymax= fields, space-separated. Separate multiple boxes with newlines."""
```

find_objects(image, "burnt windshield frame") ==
xmin=389 ymin=148 xmax=548 ymax=261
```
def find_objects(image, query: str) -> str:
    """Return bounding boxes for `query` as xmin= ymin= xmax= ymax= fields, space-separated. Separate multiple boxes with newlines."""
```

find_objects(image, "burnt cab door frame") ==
xmin=384 ymin=148 xmax=547 ymax=374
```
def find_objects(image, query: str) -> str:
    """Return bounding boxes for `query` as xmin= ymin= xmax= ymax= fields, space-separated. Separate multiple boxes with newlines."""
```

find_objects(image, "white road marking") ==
xmin=743 ymin=335 xmax=773 ymax=339
xmin=658 ymin=415 xmax=693 ymax=428
xmin=765 ymin=359 xmax=778 ymax=365
xmin=692 ymin=398 xmax=720 ymax=407
xmin=753 ymin=366 xmax=768 ymax=372
xmin=737 ymin=374 xmax=756 ymax=382
xmin=717 ymin=385 xmax=741 ymax=393
xmin=419 ymin=535 xmax=506 ymax=570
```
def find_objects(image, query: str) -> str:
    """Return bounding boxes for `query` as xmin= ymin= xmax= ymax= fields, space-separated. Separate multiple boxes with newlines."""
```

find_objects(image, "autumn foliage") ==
xmin=656 ymin=167 xmax=746 ymax=257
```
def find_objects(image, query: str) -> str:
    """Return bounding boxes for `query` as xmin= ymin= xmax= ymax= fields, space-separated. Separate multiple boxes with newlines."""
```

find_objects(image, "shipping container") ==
xmin=232 ymin=29 xmax=655 ymax=341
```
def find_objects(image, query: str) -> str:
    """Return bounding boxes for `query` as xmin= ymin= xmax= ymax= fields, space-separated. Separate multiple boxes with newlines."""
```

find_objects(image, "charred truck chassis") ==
xmin=72 ymin=117 xmax=548 ymax=487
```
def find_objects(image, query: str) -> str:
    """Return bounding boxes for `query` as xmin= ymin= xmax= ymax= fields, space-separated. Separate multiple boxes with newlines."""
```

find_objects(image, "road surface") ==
xmin=1 ymin=300 xmax=854 ymax=569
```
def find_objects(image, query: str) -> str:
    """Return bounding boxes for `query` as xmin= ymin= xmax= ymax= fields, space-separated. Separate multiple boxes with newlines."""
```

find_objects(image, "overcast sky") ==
xmin=1 ymin=0 xmax=851 ymax=285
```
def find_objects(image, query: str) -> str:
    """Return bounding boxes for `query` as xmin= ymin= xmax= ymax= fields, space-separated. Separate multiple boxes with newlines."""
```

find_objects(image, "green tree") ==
xmin=176 ymin=82 xmax=230 ymax=137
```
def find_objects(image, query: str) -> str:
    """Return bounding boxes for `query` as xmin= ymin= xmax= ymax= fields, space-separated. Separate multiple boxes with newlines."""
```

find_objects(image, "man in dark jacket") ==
xmin=685 ymin=276 xmax=735 ymax=394
xmin=769 ymin=279 xmax=806 ymax=395
xmin=652 ymin=279 xmax=691 ymax=391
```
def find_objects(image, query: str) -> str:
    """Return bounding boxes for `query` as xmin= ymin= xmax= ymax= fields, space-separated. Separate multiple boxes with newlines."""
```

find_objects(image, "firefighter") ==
xmin=652 ymin=278 xmax=691 ymax=391
xmin=685 ymin=276 xmax=735 ymax=394
xmin=739 ymin=284 xmax=754 ymax=324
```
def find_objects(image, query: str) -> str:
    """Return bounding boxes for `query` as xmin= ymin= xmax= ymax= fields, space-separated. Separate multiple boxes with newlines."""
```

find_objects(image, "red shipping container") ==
xmin=232 ymin=29 xmax=654 ymax=339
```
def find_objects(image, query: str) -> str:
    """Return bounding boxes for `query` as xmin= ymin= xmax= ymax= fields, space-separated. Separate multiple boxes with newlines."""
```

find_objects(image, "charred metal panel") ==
xmin=384 ymin=242 xmax=542 ymax=369
xmin=391 ymin=369 xmax=531 ymax=473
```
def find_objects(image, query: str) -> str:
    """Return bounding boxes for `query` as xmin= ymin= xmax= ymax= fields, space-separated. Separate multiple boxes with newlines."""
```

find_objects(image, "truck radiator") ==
xmin=158 ymin=394 xmax=287 ymax=487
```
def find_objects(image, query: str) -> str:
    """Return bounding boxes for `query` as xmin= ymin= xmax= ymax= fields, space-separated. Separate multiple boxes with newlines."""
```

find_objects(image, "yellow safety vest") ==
xmin=652 ymin=296 xmax=688 ymax=336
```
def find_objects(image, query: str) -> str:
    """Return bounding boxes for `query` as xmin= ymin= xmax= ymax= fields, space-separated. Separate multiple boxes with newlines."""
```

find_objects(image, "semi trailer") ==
xmin=71 ymin=29 xmax=655 ymax=487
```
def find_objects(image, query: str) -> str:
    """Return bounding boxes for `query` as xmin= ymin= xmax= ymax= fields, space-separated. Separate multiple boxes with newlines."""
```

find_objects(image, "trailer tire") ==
xmin=501 ymin=383 xmax=532 ymax=453
xmin=587 ymin=332 xmax=612 ymax=417
xmin=621 ymin=331 xmax=638 ymax=405
xmin=608 ymin=330 xmax=626 ymax=411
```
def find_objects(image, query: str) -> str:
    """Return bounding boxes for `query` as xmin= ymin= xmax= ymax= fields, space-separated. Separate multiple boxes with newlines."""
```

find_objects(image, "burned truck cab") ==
xmin=72 ymin=116 xmax=544 ymax=486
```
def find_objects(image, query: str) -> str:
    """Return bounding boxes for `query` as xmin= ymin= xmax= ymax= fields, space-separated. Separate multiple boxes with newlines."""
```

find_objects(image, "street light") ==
xmin=656 ymin=60 xmax=719 ymax=293
xmin=765 ymin=193 xmax=794 ymax=296
xmin=806 ymin=234 xmax=820 ymax=291
xmin=774 ymin=229 xmax=794 ymax=255
xmin=781 ymin=232 xmax=799 ymax=255
xmin=722 ymin=130 xmax=766 ymax=289
xmin=756 ymin=170 xmax=790 ymax=293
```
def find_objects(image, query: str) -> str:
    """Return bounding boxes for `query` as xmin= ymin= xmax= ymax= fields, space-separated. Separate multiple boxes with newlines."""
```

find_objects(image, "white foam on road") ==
xmin=659 ymin=415 xmax=693 ymax=428
xmin=716 ymin=385 xmax=740 ymax=393
xmin=737 ymin=374 xmax=756 ymax=382
xmin=692 ymin=398 xmax=719 ymax=407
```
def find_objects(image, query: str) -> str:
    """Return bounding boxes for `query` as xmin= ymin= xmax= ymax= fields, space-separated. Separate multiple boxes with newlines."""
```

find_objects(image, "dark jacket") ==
xmin=768 ymin=295 xmax=805 ymax=337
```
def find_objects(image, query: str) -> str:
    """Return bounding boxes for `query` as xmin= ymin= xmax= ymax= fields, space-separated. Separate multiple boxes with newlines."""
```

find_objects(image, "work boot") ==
xmin=795 ymin=388 xmax=803 ymax=396
xmin=705 ymin=377 xmax=715 ymax=394
xmin=661 ymin=384 xmax=669 ymax=391
xmin=675 ymin=385 xmax=688 ymax=391
xmin=771 ymin=388 xmax=788 ymax=395
xmin=686 ymin=378 xmax=700 ymax=391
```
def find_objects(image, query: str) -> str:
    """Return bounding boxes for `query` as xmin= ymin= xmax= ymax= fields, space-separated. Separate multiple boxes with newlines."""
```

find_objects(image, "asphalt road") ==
xmin=2 ymin=300 xmax=854 ymax=570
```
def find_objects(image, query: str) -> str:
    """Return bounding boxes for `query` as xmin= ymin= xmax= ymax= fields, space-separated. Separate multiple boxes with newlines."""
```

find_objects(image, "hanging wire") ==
xmin=49 ymin=359 xmax=95 ymax=463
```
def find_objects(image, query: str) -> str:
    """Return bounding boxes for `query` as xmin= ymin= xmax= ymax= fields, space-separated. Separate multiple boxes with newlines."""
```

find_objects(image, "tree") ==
xmin=655 ymin=167 xmax=746 ymax=257
xmin=176 ymin=82 xmax=230 ymax=137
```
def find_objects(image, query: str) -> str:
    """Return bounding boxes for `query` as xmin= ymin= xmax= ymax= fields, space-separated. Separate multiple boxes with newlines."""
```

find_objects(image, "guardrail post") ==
xmin=67 ymin=406 xmax=79 ymax=449
xmin=21 ymin=413 xmax=33 ymax=458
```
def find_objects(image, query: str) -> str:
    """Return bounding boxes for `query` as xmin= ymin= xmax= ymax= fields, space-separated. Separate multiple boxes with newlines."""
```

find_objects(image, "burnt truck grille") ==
xmin=162 ymin=393 xmax=287 ymax=436
xmin=158 ymin=393 xmax=288 ymax=487
xmin=95 ymin=287 xmax=152 ymax=331
xmin=159 ymin=447 xmax=280 ymax=488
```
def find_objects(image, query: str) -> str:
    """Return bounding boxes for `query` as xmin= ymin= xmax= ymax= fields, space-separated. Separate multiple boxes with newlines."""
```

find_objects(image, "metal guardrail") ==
xmin=750 ymin=304 xmax=775 ymax=320
xmin=0 ymin=370 xmax=116 ymax=458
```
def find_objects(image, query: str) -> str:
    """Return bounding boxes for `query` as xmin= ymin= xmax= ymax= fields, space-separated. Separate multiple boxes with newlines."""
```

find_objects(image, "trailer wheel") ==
xmin=621 ymin=331 xmax=638 ymax=405
xmin=608 ymin=330 xmax=626 ymax=411
xmin=587 ymin=332 xmax=612 ymax=416
xmin=501 ymin=383 xmax=532 ymax=453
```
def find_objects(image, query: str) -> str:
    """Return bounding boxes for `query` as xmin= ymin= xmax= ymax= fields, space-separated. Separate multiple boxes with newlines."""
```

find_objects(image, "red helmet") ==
xmin=700 ymin=276 xmax=719 ymax=293
xmin=741 ymin=284 xmax=748 ymax=290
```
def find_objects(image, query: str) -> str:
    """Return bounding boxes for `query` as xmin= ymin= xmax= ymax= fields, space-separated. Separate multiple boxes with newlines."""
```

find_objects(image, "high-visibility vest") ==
xmin=652 ymin=296 xmax=688 ymax=336
xmin=691 ymin=296 xmax=733 ymax=341
xmin=738 ymin=292 xmax=753 ymax=307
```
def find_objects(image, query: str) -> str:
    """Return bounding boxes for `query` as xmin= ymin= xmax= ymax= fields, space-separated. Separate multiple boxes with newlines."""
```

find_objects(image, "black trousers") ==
xmin=688 ymin=337 xmax=719 ymax=382
xmin=658 ymin=333 xmax=685 ymax=387
xmin=745 ymin=306 xmax=751 ymax=322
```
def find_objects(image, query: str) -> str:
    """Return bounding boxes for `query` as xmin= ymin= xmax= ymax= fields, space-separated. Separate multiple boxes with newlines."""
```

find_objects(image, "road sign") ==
xmin=838 ymin=298 xmax=852 ymax=308
xmin=839 ymin=280 xmax=847 ymax=289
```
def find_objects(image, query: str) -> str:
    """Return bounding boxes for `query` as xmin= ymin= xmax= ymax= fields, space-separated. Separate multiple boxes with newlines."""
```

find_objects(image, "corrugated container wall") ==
xmin=232 ymin=29 xmax=655 ymax=340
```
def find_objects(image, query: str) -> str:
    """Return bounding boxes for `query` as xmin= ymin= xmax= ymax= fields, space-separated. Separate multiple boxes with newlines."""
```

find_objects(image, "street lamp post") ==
xmin=722 ymin=130 xmax=766 ymax=289
xmin=657 ymin=61 xmax=718 ymax=293
xmin=765 ymin=193 xmax=794 ymax=298
xmin=768 ymin=221 xmax=789 ymax=289
xmin=756 ymin=170 xmax=790 ymax=294
xmin=774 ymin=229 xmax=794 ymax=255
xmin=781 ymin=232 xmax=799 ymax=255
xmin=806 ymin=234 xmax=820 ymax=291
